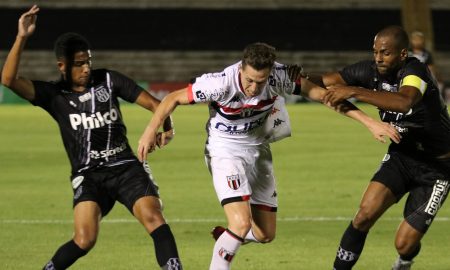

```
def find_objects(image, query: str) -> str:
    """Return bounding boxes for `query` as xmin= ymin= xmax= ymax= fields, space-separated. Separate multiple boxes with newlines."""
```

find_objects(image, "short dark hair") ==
xmin=376 ymin=25 xmax=409 ymax=50
xmin=54 ymin=32 xmax=90 ymax=60
xmin=242 ymin=42 xmax=276 ymax=70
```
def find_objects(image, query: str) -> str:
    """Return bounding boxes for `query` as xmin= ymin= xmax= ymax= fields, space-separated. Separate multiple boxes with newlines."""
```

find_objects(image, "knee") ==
xmin=258 ymin=233 xmax=275 ymax=244
xmin=139 ymin=210 xmax=166 ymax=233
xmin=229 ymin=219 xmax=252 ymax=238
xmin=73 ymin=231 xmax=97 ymax=251
xmin=395 ymin=237 xmax=418 ymax=256
xmin=353 ymin=205 xmax=378 ymax=231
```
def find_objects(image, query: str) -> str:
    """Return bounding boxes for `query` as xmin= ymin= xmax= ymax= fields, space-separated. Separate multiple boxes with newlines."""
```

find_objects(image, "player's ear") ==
xmin=57 ymin=60 xmax=66 ymax=75
xmin=400 ymin=48 xmax=408 ymax=61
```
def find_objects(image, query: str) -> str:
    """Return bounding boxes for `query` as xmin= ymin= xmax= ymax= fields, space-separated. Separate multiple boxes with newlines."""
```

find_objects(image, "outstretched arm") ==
xmin=135 ymin=90 xmax=175 ymax=148
xmin=137 ymin=88 xmax=190 ymax=162
xmin=300 ymin=77 xmax=401 ymax=143
xmin=1 ymin=5 xmax=39 ymax=101
xmin=323 ymin=85 xmax=422 ymax=114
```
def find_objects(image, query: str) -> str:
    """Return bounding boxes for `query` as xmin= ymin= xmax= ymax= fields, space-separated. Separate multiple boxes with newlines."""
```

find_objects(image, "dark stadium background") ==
xmin=1 ymin=8 xmax=450 ymax=51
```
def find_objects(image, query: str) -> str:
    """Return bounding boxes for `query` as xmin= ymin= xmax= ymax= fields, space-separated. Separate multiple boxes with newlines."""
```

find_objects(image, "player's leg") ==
xmin=244 ymin=143 xmax=277 ymax=244
xmin=119 ymin=161 xmax=182 ymax=270
xmin=133 ymin=196 xmax=182 ymax=270
xmin=43 ymin=201 xmax=101 ymax=270
xmin=247 ymin=204 xmax=276 ymax=243
xmin=391 ymin=221 xmax=422 ymax=270
xmin=333 ymin=181 xmax=396 ymax=270
xmin=392 ymin=176 xmax=449 ymax=269
xmin=210 ymin=201 xmax=251 ymax=270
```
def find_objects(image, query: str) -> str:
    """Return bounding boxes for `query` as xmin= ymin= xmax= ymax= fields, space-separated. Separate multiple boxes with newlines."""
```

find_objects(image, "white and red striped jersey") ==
xmin=187 ymin=61 xmax=299 ymax=145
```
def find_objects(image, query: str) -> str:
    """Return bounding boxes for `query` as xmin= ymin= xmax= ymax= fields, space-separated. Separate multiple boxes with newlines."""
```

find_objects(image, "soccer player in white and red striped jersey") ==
xmin=138 ymin=42 xmax=400 ymax=270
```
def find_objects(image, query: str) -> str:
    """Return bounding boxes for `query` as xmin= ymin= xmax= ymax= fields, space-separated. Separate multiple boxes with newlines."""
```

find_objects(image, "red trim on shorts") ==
xmin=251 ymin=203 xmax=278 ymax=212
xmin=221 ymin=195 xmax=251 ymax=206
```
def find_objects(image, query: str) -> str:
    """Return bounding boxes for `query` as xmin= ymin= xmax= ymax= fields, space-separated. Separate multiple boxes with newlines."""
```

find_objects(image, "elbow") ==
xmin=397 ymin=106 xmax=412 ymax=114
xmin=1 ymin=73 xmax=15 ymax=88
xmin=1 ymin=76 xmax=11 ymax=87
xmin=396 ymin=100 xmax=414 ymax=114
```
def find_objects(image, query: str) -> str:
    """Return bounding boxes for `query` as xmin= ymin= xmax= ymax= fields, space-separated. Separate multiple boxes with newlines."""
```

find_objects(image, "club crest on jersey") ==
xmin=240 ymin=107 xmax=254 ymax=117
xmin=95 ymin=86 xmax=110 ymax=102
xmin=227 ymin=174 xmax=241 ymax=190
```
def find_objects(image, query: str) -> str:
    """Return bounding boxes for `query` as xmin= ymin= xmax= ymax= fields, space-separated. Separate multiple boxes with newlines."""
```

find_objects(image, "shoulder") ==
xmin=339 ymin=60 xmax=375 ymax=84
xmin=402 ymin=58 xmax=428 ymax=77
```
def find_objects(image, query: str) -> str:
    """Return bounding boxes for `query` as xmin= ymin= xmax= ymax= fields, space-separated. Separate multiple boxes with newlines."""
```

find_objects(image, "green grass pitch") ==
xmin=0 ymin=103 xmax=449 ymax=269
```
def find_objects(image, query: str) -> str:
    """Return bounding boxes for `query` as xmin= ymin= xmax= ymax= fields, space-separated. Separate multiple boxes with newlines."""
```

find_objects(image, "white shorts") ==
xmin=205 ymin=142 xmax=278 ymax=209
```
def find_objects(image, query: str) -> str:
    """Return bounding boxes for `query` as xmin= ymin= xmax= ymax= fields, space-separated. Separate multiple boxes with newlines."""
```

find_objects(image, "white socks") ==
xmin=209 ymin=230 xmax=243 ymax=270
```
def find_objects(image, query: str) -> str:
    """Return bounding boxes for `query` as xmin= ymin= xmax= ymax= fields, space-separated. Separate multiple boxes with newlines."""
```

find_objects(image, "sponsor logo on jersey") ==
xmin=382 ymin=154 xmax=390 ymax=162
xmin=215 ymin=116 xmax=266 ymax=134
xmin=195 ymin=90 xmax=207 ymax=101
xmin=227 ymin=174 xmax=241 ymax=190
xmin=89 ymin=143 xmax=127 ymax=159
xmin=196 ymin=89 xmax=226 ymax=101
xmin=381 ymin=82 xmax=398 ymax=92
xmin=381 ymin=108 xmax=412 ymax=122
xmin=78 ymin=92 xmax=92 ymax=102
xmin=268 ymin=75 xmax=293 ymax=88
xmin=205 ymin=72 xmax=226 ymax=78
xmin=95 ymin=86 xmax=110 ymax=102
xmin=71 ymin=175 xmax=84 ymax=189
xmin=230 ymin=96 xmax=241 ymax=102
xmin=273 ymin=118 xmax=285 ymax=128
xmin=69 ymin=108 xmax=118 ymax=130
xmin=425 ymin=180 xmax=449 ymax=215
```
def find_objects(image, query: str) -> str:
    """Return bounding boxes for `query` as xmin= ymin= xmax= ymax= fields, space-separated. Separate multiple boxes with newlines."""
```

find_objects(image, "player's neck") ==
xmin=71 ymin=85 xmax=87 ymax=93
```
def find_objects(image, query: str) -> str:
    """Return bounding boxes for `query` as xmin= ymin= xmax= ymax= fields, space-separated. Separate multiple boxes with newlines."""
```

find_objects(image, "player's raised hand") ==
xmin=18 ymin=5 xmax=39 ymax=38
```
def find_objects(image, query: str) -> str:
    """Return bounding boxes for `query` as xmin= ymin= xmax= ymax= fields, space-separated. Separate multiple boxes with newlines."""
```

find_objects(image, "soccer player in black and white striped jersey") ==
xmin=321 ymin=26 xmax=450 ymax=270
xmin=2 ymin=6 xmax=182 ymax=270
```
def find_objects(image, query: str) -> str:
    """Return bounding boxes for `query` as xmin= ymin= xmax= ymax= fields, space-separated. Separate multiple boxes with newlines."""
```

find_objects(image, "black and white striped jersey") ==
xmin=339 ymin=57 xmax=450 ymax=158
xmin=31 ymin=69 xmax=142 ymax=175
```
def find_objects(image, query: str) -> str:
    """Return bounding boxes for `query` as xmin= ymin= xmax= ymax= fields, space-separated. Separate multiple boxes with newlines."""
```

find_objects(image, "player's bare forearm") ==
xmin=324 ymin=85 xmax=420 ymax=114
xmin=341 ymin=105 xmax=401 ymax=144
xmin=2 ymin=5 xmax=39 ymax=101
xmin=137 ymin=88 xmax=188 ymax=161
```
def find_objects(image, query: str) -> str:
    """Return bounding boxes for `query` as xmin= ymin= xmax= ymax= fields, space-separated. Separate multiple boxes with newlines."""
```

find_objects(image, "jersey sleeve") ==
xmin=339 ymin=60 xmax=374 ymax=88
xmin=187 ymin=72 xmax=229 ymax=104
xmin=272 ymin=64 xmax=299 ymax=96
xmin=31 ymin=80 xmax=58 ymax=110
xmin=108 ymin=70 xmax=143 ymax=103
xmin=400 ymin=60 xmax=429 ymax=95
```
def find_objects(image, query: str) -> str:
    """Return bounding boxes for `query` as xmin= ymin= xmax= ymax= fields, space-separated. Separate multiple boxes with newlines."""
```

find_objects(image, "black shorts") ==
xmin=70 ymin=161 xmax=160 ymax=216
xmin=372 ymin=151 xmax=450 ymax=233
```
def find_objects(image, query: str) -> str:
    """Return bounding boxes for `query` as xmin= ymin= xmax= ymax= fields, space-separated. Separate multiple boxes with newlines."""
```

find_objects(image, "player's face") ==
xmin=373 ymin=35 xmax=406 ymax=75
xmin=239 ymin=64 xmax=271 ymax=97
xmin=71 ymin=51 xmax=92 ymax=87
xmin=58 ymin=50 xmax=92 ymax=90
